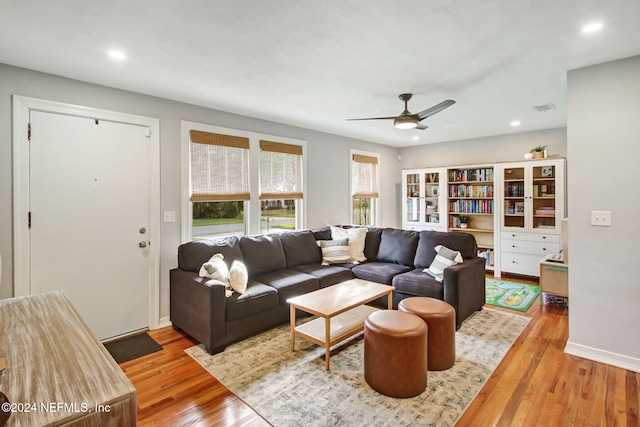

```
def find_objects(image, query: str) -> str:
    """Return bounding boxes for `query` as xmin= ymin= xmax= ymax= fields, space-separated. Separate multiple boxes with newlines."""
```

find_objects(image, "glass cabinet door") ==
xmin=503 ymin=167 xmax=525 ymax=229
xmin=405 ymin=172 xmax=421 ymax=223
xmin=531 ymin=164 xmax=556 ymax=230
xmin=423 ymin=171 xmax=441 ymax=226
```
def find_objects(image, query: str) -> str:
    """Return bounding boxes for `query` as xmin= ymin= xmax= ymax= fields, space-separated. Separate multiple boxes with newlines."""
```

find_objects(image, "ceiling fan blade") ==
xmin=346 ymin=116 xmax=399 ymax=121
xmin=415 ymin=123 xmax=428 ymax=130
xmin=417 ymin=100 xmax=456 ymax=121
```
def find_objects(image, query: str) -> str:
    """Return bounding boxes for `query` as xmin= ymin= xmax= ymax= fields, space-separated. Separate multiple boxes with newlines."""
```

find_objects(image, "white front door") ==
xmin=27 ymin=110 xmax=153 ymax=340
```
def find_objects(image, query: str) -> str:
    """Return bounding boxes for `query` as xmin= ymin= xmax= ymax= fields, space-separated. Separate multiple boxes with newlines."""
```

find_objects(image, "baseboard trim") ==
xmin=565 ymin=341 xmax=640 ymax=373
xmin=155 ymin=316 xmax=172 ymax=330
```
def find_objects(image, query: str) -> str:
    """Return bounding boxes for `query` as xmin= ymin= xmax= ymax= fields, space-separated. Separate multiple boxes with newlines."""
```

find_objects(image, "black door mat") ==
xmin=104 ymin=332 xmax=162 ymax=364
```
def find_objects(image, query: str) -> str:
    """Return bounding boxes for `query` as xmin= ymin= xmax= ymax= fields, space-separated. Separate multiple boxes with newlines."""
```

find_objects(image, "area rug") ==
xmin=186 ymin=308 xmax=530 ymax=427
xmin=104 ymin=332 xmax=162 ymax=364
xmin=485 ymin=277 xmax=540 ymax=312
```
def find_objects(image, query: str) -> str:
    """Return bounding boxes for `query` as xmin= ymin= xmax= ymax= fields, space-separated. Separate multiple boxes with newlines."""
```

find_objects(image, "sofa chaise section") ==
xmin=391 ymin=230 xmax=486 ymax=329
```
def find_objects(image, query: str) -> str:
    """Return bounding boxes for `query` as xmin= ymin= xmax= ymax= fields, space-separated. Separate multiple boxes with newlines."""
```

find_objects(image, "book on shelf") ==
xmin=535 ymin=206 xmax=556 ymax=215
xmin=448 ymin=199 xmax=494 ymax=214
xmin=448 ymin=168 xmax=494 ymax=183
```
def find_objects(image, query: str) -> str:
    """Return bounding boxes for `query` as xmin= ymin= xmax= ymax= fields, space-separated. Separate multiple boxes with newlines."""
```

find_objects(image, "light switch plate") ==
xmin=163 ymin=211 xmax=176 ymax=223
xmin=590 ymin=211 xmax=611 ymax=227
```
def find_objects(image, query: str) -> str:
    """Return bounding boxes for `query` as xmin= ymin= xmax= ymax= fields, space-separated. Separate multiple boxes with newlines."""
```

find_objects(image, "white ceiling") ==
xmin=2 ymin=1 xmax=640 ymax=148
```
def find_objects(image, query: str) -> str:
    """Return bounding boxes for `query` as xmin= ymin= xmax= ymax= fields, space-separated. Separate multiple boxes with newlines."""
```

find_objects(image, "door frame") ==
xmin=12 ymin=95 xmax=161 ymax=332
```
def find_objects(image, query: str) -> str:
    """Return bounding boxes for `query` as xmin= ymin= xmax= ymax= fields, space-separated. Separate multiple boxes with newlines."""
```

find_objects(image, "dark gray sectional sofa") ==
xmin=170 ymin=226 xmax=486 ymax=354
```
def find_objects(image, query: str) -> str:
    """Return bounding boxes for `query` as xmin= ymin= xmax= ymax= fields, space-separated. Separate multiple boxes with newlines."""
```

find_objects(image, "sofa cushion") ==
xmin=253 ymin=270 xmax=319 ymax=304
xmin=290 ymin=264 xmax=354 ymax=288
xmin=392 ymin=269 xmax=444 ymax=299
xmin=414 ymin=230 xmax=478 ymax=269
xmin=376 ymin=228 xmax=419 ymax=267
xmin=351 ymin=262 xmax=412 ymax=285
xmin=178 ymin=236 xmax=243 ymax=273
xmin=225 ymin=281 xmax=279 ymax=321
xmin=363 ymin=227 xmax=383 ymax=261
xmin=310 ymin=226 xmax=332 ymax=241
xmin=239 ymin=234 xmax=287 ymax=277
xmin=281 ymin=230 xmax=322 ymax=267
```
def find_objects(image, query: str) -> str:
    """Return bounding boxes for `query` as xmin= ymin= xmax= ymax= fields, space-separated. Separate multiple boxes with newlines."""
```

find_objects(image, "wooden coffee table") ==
xmin=287 ymin=279 xmax=394 ymax=371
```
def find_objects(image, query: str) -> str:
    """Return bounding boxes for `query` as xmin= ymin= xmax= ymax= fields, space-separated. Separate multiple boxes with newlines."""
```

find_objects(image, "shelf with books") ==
xmin=446 ymin=165 xmax=496 ymax=271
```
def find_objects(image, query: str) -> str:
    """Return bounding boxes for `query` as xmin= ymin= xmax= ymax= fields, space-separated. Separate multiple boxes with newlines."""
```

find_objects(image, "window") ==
xmin=259 ymin=140 xmax=303 ymax=234
xmin=189 ymin=130 xmax=249 ymax=239
xmin=351 ymin=151 xmax=379 ymax=226
xmin=183 ymin=122 xmax=306 ymax=240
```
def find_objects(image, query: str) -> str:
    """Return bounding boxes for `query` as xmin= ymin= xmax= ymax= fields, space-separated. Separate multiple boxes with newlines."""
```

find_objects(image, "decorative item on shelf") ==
xmin=459 ymin=215 xmax=469 ymax=228
xmin=530 ymin=145 xmax=547 ymax=159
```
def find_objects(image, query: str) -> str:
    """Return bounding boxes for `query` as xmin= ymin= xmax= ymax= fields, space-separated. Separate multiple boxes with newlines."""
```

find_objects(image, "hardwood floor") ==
xmin=122 ymin=276 xmax=639 ymax=426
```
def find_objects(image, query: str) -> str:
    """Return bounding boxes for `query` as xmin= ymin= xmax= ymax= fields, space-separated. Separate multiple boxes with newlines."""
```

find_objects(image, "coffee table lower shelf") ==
xmin=292 ymin=304 xmax=379 ymax=370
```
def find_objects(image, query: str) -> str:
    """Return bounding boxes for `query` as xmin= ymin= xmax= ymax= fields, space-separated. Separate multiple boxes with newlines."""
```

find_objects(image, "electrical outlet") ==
xmin=590 ymin=211 xmax=611 ymax=227
xmin=163 ymin=211 xmax=176 ymax=223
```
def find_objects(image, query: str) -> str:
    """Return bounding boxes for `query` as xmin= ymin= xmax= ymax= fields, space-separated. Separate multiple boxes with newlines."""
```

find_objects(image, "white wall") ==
xmin=0 ymin=64 xmax=401 ymax=318
xmin=565 ymin=55 xmax=640 ymax=371
xmin=398 ymin=128 xmax=567 ymax=169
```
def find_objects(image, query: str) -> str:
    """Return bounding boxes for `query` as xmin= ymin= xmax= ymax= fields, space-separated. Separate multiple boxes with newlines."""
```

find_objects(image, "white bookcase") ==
xmin=497 ymin=158 xmax=566 ymax=277
xmin=401 ymin=158 xmax=566 ymax=277
xmin=402 ymin=168 xmax=447 ymax=232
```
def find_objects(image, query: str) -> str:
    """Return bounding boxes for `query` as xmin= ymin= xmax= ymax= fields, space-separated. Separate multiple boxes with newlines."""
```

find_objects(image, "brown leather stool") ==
xmin=399 ymin=297 xmax=456 ymax=371
xmin=364 ymin=310 xmax=428 ymax=398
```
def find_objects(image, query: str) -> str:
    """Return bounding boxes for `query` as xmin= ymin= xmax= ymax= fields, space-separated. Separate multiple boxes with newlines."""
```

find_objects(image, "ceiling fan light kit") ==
xmin=347 ymin=93 xmax=455 ymax=131
xmin=394 ymin=116 xmax=418 ymax=129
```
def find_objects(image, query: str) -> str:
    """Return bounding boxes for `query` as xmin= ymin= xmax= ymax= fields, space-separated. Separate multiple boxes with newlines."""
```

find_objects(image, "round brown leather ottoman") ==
xmin=399 ymin=297 xmax=456 ymax=371
xmin=364 ymin=310 xmax=428 ymax=398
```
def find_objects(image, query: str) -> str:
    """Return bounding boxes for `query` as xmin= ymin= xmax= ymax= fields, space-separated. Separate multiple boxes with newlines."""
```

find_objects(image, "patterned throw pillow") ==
xmin=317 ymin=238 xmax=353 ymax=265
xmin=331 ymin=226 xmax=367 ymax=262
xmin=424 ymin=245 xmax=463 ymax=282
xmin=199 ymin=253 xmax=229 ymax=282
xmin=229 ymin=260 xmax=248 ymax=294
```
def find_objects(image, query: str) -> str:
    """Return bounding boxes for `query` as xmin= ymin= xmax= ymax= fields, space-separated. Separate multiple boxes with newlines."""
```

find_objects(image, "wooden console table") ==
xmin=0 ymin=291 xmax=136 ymax=426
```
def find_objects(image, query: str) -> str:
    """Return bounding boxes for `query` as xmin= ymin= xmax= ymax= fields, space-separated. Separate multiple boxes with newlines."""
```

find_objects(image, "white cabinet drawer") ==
xmin=500 ymin=252 xmax=542 ymax=276
xmin=501 ymin=232 xmax=559 ymax=243
xmin=404 ymin=224 xmax=446 ymax=232
xmin=501 ymin=239 xmax=560 ymax=255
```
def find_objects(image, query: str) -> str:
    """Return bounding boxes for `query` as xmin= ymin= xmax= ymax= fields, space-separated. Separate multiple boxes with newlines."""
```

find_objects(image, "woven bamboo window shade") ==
xmin=190 ymin=130 xmax=250 ymax=202
xmin=352 ymin=154 xmax=379 ymax=198
xmin=259 ymin=140 xmax=303 ymax=200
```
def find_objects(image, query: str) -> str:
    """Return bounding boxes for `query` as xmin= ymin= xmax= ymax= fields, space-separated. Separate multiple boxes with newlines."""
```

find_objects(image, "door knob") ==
xmin=139 ymin=241 xmax=147 ymax=248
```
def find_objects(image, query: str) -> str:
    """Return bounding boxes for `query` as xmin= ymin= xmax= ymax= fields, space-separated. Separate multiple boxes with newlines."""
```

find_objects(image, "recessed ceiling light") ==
xmin=108 ymin=50 xmax=127 ymax=60
xmin=582 ymin=22 xmax=603 ymax=34
xmin=412 ymin=136 xmax=420 ymax=141
xmin=511 ymin=120 xmax=521 ymax=127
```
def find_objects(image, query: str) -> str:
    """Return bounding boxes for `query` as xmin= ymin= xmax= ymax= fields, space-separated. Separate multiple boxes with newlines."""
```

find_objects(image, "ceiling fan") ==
xmin=346 ymin=94 xmax=455 ymax=130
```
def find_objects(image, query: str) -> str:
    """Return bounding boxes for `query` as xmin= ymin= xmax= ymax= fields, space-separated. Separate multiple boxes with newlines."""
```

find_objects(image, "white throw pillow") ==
xmin=229 ymin=260 xmax=249 ymax=294
xmin=330 ymin=226 xmax=367 ymax=262
xmin=424 ymin=245 xmax=463 ymax=282
xmin=199 ymin=253 xmax=229 ymax=282
xmin=317 ymin=238 xmax=353 ymax=265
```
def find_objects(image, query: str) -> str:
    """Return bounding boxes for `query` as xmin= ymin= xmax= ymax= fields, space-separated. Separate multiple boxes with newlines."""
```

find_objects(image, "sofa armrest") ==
xmin=442 ymin=257 xmax=486 ymax=329
xmin=170 ymin=268 xmax=227 ymax=354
